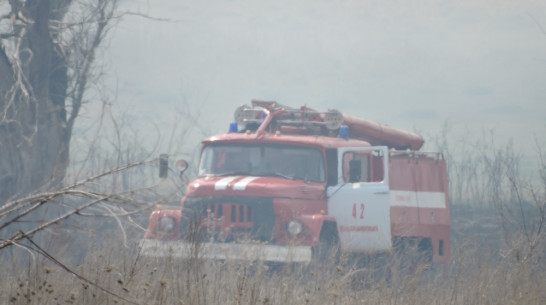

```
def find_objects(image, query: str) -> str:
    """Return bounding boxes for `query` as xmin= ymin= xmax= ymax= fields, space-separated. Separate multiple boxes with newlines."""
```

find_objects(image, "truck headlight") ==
xmin=287 ymin=220 xmax=303 ymax=237
xmin=157 ymin=215 xmax=176 ymax=234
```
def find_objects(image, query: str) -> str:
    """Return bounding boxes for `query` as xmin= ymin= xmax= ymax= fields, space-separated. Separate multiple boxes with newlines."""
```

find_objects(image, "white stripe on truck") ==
xmin=214 ymin=176 xmax=241 ymax=190
xmin=233 ymin=176 xmax=259 ymax=191
xmin=390 ymin=190 xmax=446 ymax=208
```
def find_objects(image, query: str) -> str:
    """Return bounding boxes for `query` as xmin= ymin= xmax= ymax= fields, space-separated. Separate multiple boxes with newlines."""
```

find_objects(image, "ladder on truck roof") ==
xmin=233 ymin=100 xmax=425 ymax=151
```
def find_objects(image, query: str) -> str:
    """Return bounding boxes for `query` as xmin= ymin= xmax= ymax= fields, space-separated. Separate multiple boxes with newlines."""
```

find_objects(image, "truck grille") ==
xmin=182 ymin=196 xmax=274 ymax=242
xmin=202 ymin=203 xmax=253 ymax=228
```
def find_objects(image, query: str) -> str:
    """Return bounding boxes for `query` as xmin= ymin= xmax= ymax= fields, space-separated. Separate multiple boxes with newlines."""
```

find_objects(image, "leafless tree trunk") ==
xmin=0 ymin=0 xmax=117 ymax=203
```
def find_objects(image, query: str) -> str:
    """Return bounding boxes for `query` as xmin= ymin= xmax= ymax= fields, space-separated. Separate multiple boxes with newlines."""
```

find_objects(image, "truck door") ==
xmin=326 ymin=146 xmax=391 ymax=253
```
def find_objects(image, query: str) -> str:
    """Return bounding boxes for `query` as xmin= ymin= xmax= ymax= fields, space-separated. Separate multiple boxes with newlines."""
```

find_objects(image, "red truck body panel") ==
xmin=389 ymin=154 xmax=451 ymax=262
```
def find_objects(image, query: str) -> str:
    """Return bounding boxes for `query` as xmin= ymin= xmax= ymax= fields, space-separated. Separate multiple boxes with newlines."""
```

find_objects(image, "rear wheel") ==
xmin=389 ymin=237 xmax=433 ymax=283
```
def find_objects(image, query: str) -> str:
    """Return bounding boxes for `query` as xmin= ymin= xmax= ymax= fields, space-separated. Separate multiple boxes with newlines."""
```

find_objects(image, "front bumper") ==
xmin=140 ymin=239 xmax=312 ymax=263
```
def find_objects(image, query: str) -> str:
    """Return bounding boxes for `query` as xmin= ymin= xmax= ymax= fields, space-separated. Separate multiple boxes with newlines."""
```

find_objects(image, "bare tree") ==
xmin=0 ymin=0 xmax=118 ymax=203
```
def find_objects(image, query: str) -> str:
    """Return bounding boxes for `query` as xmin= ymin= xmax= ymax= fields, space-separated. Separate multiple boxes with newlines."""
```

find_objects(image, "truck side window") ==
xmin=342 ymin=150 xmax=383 ymax=183
xmin=349 ymin=159 xmax=361 ymax=182
xmin=326 ymin=149 xmax=338 ymax=186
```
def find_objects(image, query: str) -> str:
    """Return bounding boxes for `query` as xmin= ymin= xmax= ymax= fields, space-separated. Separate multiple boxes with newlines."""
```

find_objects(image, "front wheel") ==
xmin=309 ymin=223 xmax=341 ymax=275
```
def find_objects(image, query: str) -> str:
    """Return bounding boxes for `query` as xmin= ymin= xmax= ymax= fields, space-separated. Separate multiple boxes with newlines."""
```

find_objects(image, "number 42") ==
xmin=352 ymin=203 xmax=365 ymax=219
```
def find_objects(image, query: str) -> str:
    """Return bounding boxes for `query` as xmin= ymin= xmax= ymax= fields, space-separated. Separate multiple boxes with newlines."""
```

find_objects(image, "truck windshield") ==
xmin=198 ymin=144 xmax=325 ymax=182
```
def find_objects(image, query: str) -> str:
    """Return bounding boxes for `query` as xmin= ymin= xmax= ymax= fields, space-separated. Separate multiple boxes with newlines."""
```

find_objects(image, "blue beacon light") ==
xmin=338 ymin=125 xmax=349 ymax=140
xmin=228 ymin=122 xmax=238 ymax=133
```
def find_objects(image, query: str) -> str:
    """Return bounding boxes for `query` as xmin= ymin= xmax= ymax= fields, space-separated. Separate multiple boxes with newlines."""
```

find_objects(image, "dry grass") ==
xmin=1 ymin=217 xmax=545 ymax=305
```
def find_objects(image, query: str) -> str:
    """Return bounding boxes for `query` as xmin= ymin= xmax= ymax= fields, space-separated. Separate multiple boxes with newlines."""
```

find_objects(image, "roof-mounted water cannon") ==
xmin=234 ymin=104 xmax=264 ymax=131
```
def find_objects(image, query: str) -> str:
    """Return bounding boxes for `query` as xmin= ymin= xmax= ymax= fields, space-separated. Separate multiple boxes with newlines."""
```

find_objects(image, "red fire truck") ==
xmin=141 ymin=101 xmax=450 ymax=264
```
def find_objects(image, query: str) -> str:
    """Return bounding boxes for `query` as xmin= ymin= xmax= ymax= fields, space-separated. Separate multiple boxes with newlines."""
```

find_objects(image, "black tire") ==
xmin=390 ymin=236 xmax=433 ymax=282
xmin=310 ymin=222 xmax=340 ymax=274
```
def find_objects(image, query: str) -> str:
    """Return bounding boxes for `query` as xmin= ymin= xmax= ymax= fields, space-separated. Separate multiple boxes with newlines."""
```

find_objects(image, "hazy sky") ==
xmin=89 ymin=0 xmax=546 ymax=169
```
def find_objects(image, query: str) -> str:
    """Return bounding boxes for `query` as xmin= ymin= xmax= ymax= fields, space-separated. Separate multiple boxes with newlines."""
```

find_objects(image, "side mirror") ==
xmin=159 ymin=154 xmax=169 ymax=178
xmin=176 ymin=159 xmax=189 ymax=177
xmin=349 ymin=160 xmax=361 ymax=183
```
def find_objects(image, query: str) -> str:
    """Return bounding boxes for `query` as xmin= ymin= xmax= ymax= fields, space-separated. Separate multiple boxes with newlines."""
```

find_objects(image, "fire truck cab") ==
xmin=141 ymin=101 xmax=450 ymax=264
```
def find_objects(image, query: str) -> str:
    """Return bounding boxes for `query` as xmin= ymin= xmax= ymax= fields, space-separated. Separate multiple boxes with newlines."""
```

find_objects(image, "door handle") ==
xmin=374 ymin=191 xmax=389 ymax=195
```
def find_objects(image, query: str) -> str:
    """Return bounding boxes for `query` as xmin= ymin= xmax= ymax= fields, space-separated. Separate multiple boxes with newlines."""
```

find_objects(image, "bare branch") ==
xmin=0 ymin=159 xmax=153 ymax=218
xmin=0 ymin=196 xmax=106 ymax=250
xmin=120 ymin=11 xmax=179 ymax=22
xmin=528 ymin=12 xmax=546 ymax=35
xmin=0 ymin=32 xmax=17 ymax=39
xmin=16 ymin=237 xmax=140 ymax=305
xmin=66 ymin=0 xmax=118 ymax=134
